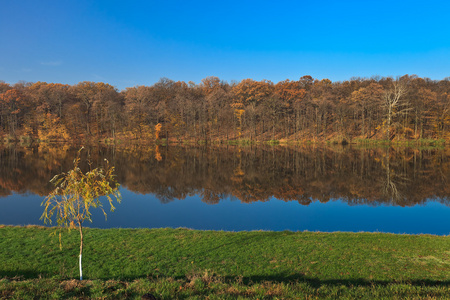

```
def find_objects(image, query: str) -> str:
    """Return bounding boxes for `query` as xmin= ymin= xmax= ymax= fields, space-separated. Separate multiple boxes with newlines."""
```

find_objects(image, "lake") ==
xmin=1 ymin=144 xmax=449 ymax=235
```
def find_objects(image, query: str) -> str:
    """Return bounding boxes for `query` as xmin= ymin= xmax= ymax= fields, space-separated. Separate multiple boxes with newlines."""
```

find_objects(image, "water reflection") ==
xmin=0 ymin=144 xmax=449 ymax=207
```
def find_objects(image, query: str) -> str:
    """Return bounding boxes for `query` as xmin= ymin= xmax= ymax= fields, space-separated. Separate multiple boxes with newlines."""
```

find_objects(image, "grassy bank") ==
xmin=2 ymin=135 xmax=449 ymax=147
xmin=1 ymin=226 xmax=450 ymax=299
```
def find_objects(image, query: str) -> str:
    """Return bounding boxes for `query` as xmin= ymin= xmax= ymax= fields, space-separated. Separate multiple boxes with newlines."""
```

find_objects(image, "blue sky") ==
xmin=1 ymin=0 xmax=450 ymax=91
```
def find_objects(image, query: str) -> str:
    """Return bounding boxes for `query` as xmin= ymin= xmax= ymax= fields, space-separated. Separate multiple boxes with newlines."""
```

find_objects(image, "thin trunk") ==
xmin=272 ymin=117 xmax=275 ymax=141
xmin=404 ymin=111 xmax=408 ymax=139
xmin=387 ymin=105 xmax=392 ymax=140
xmin=78 ymin=222 xmax=83 ymax=280
xmin=362 ymin=108 xmax=365 ymax=137
xmin=420 ymin=119 xmax=424 ymax=139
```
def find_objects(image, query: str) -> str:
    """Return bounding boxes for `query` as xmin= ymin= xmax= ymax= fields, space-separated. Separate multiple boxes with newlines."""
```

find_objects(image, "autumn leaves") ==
xmin=1 ymin=75 xmax=449 ymax=143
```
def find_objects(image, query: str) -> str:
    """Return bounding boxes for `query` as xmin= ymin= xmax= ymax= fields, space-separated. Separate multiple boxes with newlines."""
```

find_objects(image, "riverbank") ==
xmin=1 ymin=226 xmax=449 ymax=299
xmin=2 ymin=133 xmax=448 ymax=147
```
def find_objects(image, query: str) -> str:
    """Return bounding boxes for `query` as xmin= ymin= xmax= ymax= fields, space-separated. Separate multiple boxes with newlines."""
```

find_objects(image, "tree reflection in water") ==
xmin=0 ymin=144 xmax=449 ymax=207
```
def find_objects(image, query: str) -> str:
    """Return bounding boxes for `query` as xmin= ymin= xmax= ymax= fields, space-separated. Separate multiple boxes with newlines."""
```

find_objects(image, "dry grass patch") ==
xmin=60 ymin=279 xmax=93 ymax=292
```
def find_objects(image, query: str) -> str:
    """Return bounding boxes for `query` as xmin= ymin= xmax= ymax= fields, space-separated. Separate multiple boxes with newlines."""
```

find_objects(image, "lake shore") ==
xmin=1 ymin=226 xmax=449 ymax=299
xmin=2 ymin=135 xmax=449 ymax=147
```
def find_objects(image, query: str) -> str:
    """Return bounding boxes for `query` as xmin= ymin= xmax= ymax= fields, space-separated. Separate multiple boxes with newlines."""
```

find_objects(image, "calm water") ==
xmin=1 ymin=144 xmax=450 ymax=235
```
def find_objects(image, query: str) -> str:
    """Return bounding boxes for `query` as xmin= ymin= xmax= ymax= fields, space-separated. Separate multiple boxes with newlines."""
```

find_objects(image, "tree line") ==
xmin=1 ymin=75 xmax=450 ymax=142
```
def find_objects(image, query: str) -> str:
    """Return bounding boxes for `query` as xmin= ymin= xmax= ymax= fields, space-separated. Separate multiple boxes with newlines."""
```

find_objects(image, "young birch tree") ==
xmin=41 ymin=148 xmax=121 ymax=280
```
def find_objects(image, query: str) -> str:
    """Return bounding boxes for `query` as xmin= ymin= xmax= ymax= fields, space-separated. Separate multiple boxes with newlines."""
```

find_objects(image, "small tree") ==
xmin=41 ymin=148 xmax=121 ymax=280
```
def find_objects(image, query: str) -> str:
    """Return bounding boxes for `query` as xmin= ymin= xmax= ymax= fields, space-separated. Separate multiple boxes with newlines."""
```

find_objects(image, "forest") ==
xmin=1 ymin=75 xmax=450 ymax=143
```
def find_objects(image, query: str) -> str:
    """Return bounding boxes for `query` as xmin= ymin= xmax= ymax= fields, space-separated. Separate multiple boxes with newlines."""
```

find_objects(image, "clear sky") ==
xmin=1 ymin=0 xmax=450 ymax=91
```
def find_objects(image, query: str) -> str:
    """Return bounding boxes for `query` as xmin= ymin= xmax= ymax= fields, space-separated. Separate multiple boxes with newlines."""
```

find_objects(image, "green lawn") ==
xmin=1 ymin=226 xmax=449 ymax=299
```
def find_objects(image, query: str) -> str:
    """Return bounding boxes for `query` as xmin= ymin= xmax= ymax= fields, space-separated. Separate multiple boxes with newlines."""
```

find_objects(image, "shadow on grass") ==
xmin=0 ymin=274 xmax=142 ymax=299
xmin=0 ymin=270 xmax=51 ymax=279
xmin=167 ymin=272 xmax=450 ymax=289
xmin=3 ymin=269 xmax=450 ymax=289
xmin=226 ymin=274 xmax=450 ymax=288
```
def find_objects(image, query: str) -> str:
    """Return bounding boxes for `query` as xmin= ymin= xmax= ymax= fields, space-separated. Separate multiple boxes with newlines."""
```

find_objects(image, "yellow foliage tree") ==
xmin=155 ymin=123 xmax=162 ymax=140
xmin=41 ymin=148 xmax=121 ymax=280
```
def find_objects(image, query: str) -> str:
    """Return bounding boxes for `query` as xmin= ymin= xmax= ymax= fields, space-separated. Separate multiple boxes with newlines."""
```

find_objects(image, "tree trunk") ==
xmin=78 ymin=222 xmax=84 ymax=280
xmin=387 ymin=105 xmax=392 ymax=140
xmin=362 ymin=108 xmax=365 ymax=137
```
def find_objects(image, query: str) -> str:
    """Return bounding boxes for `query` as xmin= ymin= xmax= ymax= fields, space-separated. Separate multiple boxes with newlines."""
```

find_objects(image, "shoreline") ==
xmin=1 ymin=224 xmax=448 ymax=236
xmin=1 ymin=136 xmax=448 ymax=147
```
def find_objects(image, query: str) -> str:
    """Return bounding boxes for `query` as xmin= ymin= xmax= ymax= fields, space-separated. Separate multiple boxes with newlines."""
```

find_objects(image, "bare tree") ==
xmin=383 ymin=76 xmax=410 ymax=140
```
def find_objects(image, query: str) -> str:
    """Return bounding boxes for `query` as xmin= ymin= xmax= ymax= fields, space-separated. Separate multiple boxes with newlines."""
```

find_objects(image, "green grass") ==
xmin=1 ymin=226 xmax=450 ymax=299
xmin=265 ymin=140 xmax=280 ymax=145
xmin=353 ymin=138 xmax=447 ymax=147
xmin=353 ymin=138 xmax=391 ymax=145
xmin=226 ymin=139 xmax=255 ymax=146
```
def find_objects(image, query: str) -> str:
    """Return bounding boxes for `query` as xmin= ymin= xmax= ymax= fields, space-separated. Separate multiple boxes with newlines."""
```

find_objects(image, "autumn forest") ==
xmin=1 ymin=75 xmax=450 ymax=143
